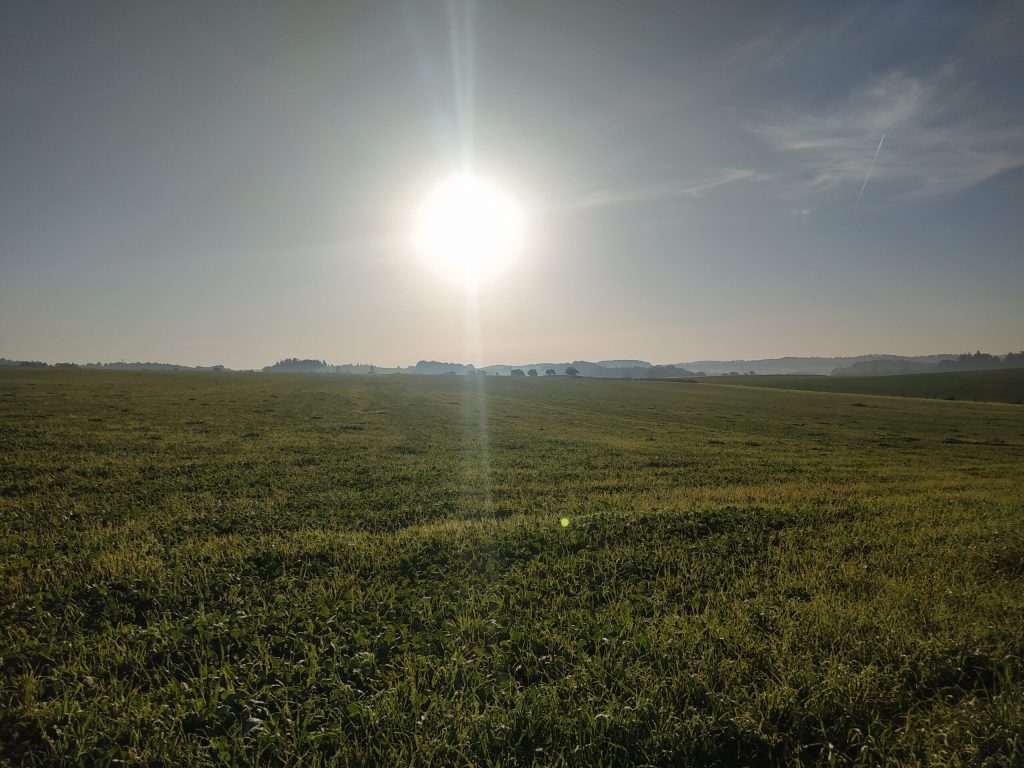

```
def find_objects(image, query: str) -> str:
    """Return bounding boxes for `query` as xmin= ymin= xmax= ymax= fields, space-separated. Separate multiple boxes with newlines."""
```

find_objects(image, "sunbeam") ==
xmin=448 ymin=0 xmax=476 ymax=167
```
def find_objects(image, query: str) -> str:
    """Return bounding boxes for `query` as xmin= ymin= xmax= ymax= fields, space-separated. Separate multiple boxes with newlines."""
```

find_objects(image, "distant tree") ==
xmin=511 ymin=369 xmax=526 ymax=377
xmin=545 ymin=368 xmax=556 ymax=376
xmin=527 ymin=369 xmax=538 ymax=377
xmin=565 ymin=366 xmax=580 ymax=377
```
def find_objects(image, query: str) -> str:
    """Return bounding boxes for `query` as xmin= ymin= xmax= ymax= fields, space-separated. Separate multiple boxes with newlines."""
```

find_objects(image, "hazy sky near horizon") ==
xmin=2 ymin=1 xmax=1023 ymax=368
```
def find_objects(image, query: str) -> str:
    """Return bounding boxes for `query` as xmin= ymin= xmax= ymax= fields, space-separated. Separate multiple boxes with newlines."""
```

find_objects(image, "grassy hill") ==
xmin=703 ymin=367 xmax=1024 ymax=404
xmin=2 ymin=369 xmax=1022 ymax=765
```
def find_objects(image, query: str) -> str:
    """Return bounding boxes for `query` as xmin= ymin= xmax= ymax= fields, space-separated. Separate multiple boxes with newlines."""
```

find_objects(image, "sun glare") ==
xmin=413 ymin=172 xmax=525 ymax=285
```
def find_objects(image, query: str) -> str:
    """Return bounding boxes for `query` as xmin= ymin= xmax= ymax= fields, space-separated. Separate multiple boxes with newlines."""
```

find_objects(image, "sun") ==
xmin=412 ymin=172 xmax=525 ymax=285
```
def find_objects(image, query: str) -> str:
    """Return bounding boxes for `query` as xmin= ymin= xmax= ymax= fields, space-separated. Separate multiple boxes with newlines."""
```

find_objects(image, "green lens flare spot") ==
xmin=560 ymin=517 xmax=570 ymax=528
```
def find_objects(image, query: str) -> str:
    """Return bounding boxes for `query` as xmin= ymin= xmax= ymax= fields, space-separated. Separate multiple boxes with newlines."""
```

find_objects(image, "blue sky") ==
xmin=1 ymin=1 xmax=1022 ymax=367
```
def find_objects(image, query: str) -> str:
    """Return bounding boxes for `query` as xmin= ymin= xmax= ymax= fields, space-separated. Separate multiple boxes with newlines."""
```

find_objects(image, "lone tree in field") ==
xmin=511 ymin=369 xmax=526 ymax=377
xmin=565 ymin=366 xmax=580 ymax=377
xmin=527 ymin=369 xmax=538 ymax=377
xmin=545 ymin=368 xmax=556 ymax=376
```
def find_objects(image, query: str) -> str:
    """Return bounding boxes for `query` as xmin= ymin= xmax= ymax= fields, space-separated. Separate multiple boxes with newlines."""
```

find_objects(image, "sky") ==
xmin=2 ymin=1 xmax=1022 ymax=368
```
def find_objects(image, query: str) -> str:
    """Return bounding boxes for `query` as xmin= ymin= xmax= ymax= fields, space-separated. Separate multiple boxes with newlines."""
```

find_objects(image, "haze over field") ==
xmin=2 ymin=1 xmax=1023 ymax=368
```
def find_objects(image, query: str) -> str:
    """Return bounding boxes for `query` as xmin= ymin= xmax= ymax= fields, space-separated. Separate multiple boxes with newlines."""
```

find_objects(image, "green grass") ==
xmin=704 ymin=368 xmax=1024 ymax=404
xmin=1 ymin=368 xmax=1023 ymax=766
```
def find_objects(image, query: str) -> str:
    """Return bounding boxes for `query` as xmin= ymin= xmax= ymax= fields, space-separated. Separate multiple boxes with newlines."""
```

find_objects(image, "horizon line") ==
xmin=3 ymin=348 xmax=1015 ymax=371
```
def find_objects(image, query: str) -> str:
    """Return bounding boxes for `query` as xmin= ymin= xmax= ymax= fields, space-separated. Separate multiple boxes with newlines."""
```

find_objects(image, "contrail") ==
xmin=854 ymin=132 xmax=885 ymax=212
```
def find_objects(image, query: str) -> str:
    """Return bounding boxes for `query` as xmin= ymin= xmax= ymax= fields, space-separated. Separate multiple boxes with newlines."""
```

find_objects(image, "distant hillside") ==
xmin=676 ymin=355 xmax=958 ymax=376
xmin=829 ymin=359 xmax=936 ymax=376
xmin=481 ymin=361 xmax=699 ymax=379
xmin=598 ymin=359 xmax=652 ymax=368
xmin=705 ymin=368 xmax=1024 ymax=404
xmin=6 ymin=349 xmax=1020 ymax=379
xmin=0 ymin=358 xmax=226 ymax=371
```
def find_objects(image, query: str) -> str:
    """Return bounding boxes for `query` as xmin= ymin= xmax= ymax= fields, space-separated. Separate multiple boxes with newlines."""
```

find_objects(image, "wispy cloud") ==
xmin=753 ymin=66 xmax=1024 ymax=205
xmin=558 ymin=168 xmax=759 ymax=213
xmin=729 ymin=6 xmax=868 ymax=76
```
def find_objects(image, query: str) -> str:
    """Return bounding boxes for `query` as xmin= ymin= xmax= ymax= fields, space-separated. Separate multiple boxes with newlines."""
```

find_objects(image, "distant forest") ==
xmin=831 ymin=351 xmax=1024 ymax=376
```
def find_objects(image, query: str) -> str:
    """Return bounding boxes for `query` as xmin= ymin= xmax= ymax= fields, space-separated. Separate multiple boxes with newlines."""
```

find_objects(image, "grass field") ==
xmin=704 ymin=368 xmax=1024 ymax=404
xmin=2 ymin=369 xmax=1023 ymax=766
